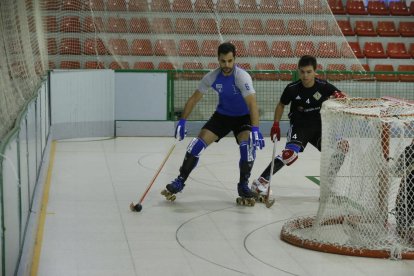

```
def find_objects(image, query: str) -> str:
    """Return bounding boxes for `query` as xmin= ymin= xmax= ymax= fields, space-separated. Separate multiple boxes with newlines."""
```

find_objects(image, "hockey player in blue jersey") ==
xmin=161 ymin=42 xmax=265 ymax=206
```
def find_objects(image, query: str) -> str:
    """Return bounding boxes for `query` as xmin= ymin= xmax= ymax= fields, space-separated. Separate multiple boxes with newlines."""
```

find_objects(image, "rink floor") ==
xmin=35 ymin=137 xmax=414 ymax=276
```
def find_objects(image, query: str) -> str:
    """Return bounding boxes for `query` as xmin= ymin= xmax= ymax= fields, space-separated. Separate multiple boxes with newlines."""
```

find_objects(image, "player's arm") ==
xmin=327 ymin=83 xmax=347 ymax=98
xmin=180 ymin=90 xmax=203 ymax=119
xmin=244 ymin=94 xmax=260 ymax=127
xmin=270 ymin=101 xmax=285 ymax=141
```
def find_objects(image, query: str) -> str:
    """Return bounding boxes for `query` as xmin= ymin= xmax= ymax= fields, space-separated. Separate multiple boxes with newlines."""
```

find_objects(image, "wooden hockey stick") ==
xmin=265 ymin=136 xmax=277 ymax=208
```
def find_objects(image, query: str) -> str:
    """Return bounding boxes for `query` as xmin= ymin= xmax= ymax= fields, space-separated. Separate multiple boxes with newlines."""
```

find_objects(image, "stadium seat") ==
xmin=131 ymin=39 xmax=152 ymax=56
xmin=328 ymin=0 xmax=346 ymax=14
xmin=237 ymin=63 xmax=251 ymax=70
xmin=151 ymin=0 xmax=171 ymax=11
xmin=217 ymin=0 xmax=237 ymax=12
xmin=178 ymin=39 xmax=200 ymax=56
xmin=220 ymin=18 xmax=242 ymax=34
xmin=294 ymin=41 xmax=315 ymax=57
xmin=107 ymin=0 xmax=127 ymax=10
xmin=347 ymin=0 xmax=368 ymax=15
xmin=107 ymin=17 xmax=128 ymax=33
xmin=351 ymin=64 xmax=372 ymax=80
xmin=287 ymin=19 xmax=308 ymax=35
xmin=243 ymin=19 xmax=264 ymax=35
xmin=175 ymin=18 xmax=196 ymax=34
xmin=158 ymin=62 xmax=177 ymax=70
xmin=279 ymin=63 xmax=296 ymax=81
xmin=60 ymin=61 xmax=81 ymax=69
xmin=60 ymin=16 xmax=81 ymax=32
xmin=152 ymin=18 xmax=173 ymax=34
xmin=154 ymin=39 xmax=177 ymax=56
xmin=399 ymin=22 xmax=414 ymax=37
xmin=133 ymin=62 xmax=155 ymax=70
xmin=248 ymin=41 xmax=270 ymax=57
xmin=364 ymin=42 xmax=387 ymax=58
xmin=85 ymin=61 xmax=105 ymax=69
xmin=180 ymin=62 xmax=204 ymax=80
xmin=254 ymin=63 xmax=278 ymax=80
xmin=84 ymin=0 xmax=105 ymax=10
xmin=45 ymin=0 xmax=59 ymax=10
xmin=47 ymin=38 xmax=57 ymax=55
xmin=128 ymin=0 xmax=149 ymax=11
xmin=336 ymin=20 xmax=355 ymax=36
xmin=83 ymin=16 xmax=104 ymax=32
xmin=83 ymin=38 xmax=108 ymax=55
xmin=260 ymin=0 xmax=279 ymax=13
xmin=310 ymin=20 xmax=330 ymax=36
xmin=172 ymin=0 xmax=193 ymax=12
xmin=397 ymin=65 xmax=414 ymax=82
xmin=207 ymin=62 xmax=219 ymax=69
xmin=265 ymin=19 xmax=285 ymax=35
xmin=367 ymin=0 xmax=389 ymax=15
xmin=197 ymin=18 xmax=217 ymax=34
xmin=303 ymin=0 xmax=326 ymax=14
xmin=130 ymin=18 xmax=151 ymax=33
xmin=45 ymin=16 xmax=58 ymax=32
xmin=374 ymin=64 xmax=399 ymax=82
xmin=201 ymin=40 xmax=220 ymax=56
xmin=62 ymin=0 xmax=82 ymax=10
xmin=326 ymin=64 xmax=349 ymax=81
xmin=228 ymin=40 xmax=247 ymax=57
xmin=109 ymin=61 xmax=130 ymax=69
xmin=271 ymin=41 xmax=293 ymax=57
xmin=342 ymin=41 xmax=364 ymax=58
xmin=355 ymin=21 xmax=377 ymax=36
xmin=48 ymin=61 xmax=56 ymax=70
xmin=108 ymin=39 xmax=129 ymax=55
xmin=239 ymin=0 xmax=258 ymax=13
xmin=410 ymin=43 xmax=414 ymax=58
xmin=389 ymin=1 xmax=410 ymax=15
xmin=377 ymin=21 xmax=399 ymax=37
xmin=280 ymin=0 xmax=302 ymax=13
xmin=411 ymin=1 xmax=414 ymax=15
xmin=194 ymin=0 xmax=214 ymax=12
xmin=60 ymin=38 xmax=81 ymax=55
xmin=317 ymin=41 xmax=340 ymax=58
xmin=386 ymin=42 xmax=411 ymax=59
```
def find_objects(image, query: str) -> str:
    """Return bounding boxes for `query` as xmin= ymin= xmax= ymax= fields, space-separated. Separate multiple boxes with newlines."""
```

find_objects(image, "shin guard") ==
xmin=239 ymin=141 xmax=255 ymax=184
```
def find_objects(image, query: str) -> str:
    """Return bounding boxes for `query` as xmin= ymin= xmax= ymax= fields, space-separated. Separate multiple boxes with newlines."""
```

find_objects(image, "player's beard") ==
xmin=221 ymin=67 xmax=233 ymax=75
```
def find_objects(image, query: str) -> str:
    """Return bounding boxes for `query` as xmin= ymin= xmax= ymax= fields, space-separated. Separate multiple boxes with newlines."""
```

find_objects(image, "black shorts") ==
xmin=202 ymin=112 xmax=251 ymax=142
xmin=287 ymin=124 xmax=322 ymax=152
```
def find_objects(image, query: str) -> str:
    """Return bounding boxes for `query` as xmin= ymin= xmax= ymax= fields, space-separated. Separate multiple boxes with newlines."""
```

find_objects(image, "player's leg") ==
xmin=395 ymin=172 xmax=414 ymax=242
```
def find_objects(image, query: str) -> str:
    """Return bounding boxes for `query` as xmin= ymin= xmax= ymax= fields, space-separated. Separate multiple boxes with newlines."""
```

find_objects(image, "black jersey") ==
xmin=280 ymin=78 xmax=340 ymax=126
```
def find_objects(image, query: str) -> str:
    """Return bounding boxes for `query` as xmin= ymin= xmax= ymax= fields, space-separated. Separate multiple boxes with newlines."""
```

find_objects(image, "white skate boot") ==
xmin=251 ymin=177 xmax=273 ymax=203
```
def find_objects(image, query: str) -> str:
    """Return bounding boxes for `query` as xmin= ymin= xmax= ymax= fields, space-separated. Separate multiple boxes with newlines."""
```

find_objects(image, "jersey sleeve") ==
xmin=197 ymin=69 xmax=219 ymax=94
xmin=325 ymin=82 xmax=341 ymax=96
xmin=235 ymin=68 xmax=255 ymax=97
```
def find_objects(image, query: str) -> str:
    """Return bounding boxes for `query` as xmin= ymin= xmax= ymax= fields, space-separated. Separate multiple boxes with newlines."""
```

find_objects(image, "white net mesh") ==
xmin=281 ymin=97 xmax=414 ymax=259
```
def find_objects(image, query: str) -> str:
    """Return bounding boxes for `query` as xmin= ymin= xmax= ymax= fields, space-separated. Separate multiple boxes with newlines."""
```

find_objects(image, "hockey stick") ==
xmin=130 ymin=140 xmax=177 ymax=212
xmin=265 ymin=136 xmax=277 ymax=208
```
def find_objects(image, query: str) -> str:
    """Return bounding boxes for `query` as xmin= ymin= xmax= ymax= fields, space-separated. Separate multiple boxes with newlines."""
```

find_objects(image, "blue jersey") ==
xmin=198 ymin=66 xmax=255 ymax=116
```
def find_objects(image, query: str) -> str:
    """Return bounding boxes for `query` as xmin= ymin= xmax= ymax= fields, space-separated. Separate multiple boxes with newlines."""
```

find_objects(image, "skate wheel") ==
xmin=236 ymin=197 xmax=242 ymax=205
xmin=258 ymin=196 xmax=265 ymax=203
xmin=265 ymin=199 xmax=275 ymax=208
xmin=170 ymin=195 xmax=176 ymax=201
xmin=161 ymin=189 xmax=168 ymax=196
xmin=249 ymin=199 xmax=255 ymax=207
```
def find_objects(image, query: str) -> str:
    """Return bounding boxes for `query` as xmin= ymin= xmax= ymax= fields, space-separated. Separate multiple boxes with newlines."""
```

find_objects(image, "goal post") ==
xmin=280 ymin=97 xmax=414 ymax=259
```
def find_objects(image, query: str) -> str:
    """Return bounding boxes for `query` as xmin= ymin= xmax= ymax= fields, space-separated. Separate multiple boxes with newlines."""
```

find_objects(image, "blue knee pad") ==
xmin=186 ymin=137 xmax=207 ymax=157
xmin=286 ymin=143 xmax=301 ymax=153
xmin=240 ymin=141 xmax=256 ymax=162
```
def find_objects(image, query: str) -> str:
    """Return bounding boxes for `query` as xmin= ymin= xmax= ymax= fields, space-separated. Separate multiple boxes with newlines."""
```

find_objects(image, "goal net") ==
xmin=281 ymin=97 xmax=414 ymax=259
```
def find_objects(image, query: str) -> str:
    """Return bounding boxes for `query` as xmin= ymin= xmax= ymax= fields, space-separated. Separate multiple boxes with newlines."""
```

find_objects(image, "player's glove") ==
xmin=250 ymin=126 xmax=265 ymax=150
xmin=270 ymin=121 xmax=281 ymax=142
xmin=175 ymin=119 xmax=187 ymax=141
xmin=332 ymin=91 xmax=346 ymax=99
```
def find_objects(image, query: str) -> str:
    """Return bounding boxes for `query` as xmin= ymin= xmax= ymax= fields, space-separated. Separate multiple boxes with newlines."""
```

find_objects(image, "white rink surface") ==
xmin=37 ymin=137 xmax=414 ymax=276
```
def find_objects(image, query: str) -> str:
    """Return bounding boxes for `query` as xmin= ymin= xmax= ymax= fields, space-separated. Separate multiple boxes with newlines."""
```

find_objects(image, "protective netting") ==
xmin=281 ymin=97 xmax=414 ymax=259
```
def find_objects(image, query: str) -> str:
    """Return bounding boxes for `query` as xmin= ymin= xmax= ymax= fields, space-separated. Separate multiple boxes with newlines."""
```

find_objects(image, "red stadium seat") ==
xmin=364 ymin=42 xmax=387 ymax=58
xmin=44 ymin=0 xmax=59 ymax=10
xmin=108 ymin=39 xmax=129 ymax=55
xmin=151 ymin=0 xmax=171 ymax=11
xmin=129 ymin=18 xmax=151 ymax=33
xmin=109 ymin=61 xmax=130 ymax=69
xmin=347 ymin=0 xmax=368 ymax=15
xmin=237 ymin=63 xmax=251 ymax=70
xmin=303 ymin=0 xmax=326 ymax=14
xmin=107 ymin=0 xmax=127 ymax=11
xmin=265 ymin=19 xmax=285 ymax=35
xmin=342 ymin=41 xmax=364 ymax=58
xmin=389 ymin=1 xmax=410 ymax=16
xmin=48 ymin=61 xmax=56 ymax=69
xmin=336 ymin=20 xmax=355 ymax=36
xmin=294 ymin=41 xmax=315 ymax=57
xmin=175 ymin=18 xmax=196 ymax=34
xmin=374 ymin=64 xmax=398 ymax=82
xmin=60 ymin=38 xmax=81 ymax=55
xmin=310 ymin=20 xmax=330 ymax=36
xmin=260 ymin=0 xmax=279 ymax=13
xmin=133 ymin=62 xmax=154 ymax=70
xmin=152 ymin=18 xmax=173 ymax=33
xmin=397 ymin=65 xmax=414 ymax=82
xmin=154 ymin=39 xmax=177 ymax=56
xmin=158 ymin=62 xmax=177 ymax=70
xmin=387 ymin=42 xmax=411 ymax=59
xmin=228 ymin=40 xmax=247 ymax=57
xmin=201 ymin=40 xmax=220 ymax=56
xmin=287 ymin=19 xmax=308 ymax=35
xmin=194 ymin=0 xmax=214 ymax=12
xmin=128 ymin=0 xmax=149 ymax=11
xmin=45 ymin=16 xmax=58 ymax=32
xmin=85 ymin=61 xmax=105 ymax=69
xmin=351 ymin=64 xmax=372 ymax=80
xmin=399 ymin=22 xmax=414 ymax=37
xmin=271 ymin=41 xmax=293 ymax=57
xmin=131 ymin=39 xmax=152 ymax=56
xmin=355 ymin=21 xmax=377 ymax=36
xmin=239 ymin=0 xmax=258 ymax=13
xmin=107 ymin=17 xmax=128 ymax=33
xmin=84 ymin=0 xmax=105 ymax=10
xmin=181 ymin=62 xmax=204 ymax=80
xmin=172 ymin=0 xmax=193 ymax=12
xmin=60 ymin=16 xmax=81 ymax=32
xmin=377 ymin=21 xmax=399 ymax=37
xmin=220 ymin=18 xmax=242 ymax=34
xmin=178 ymin=39 xmax=200 ymax=56
xmin=326 ymin=64 xmax=349 ymax=81
xmin=317 ymin=42 xmax=340 ymax=58
xmin=62 ymin=0 xmax=82 ymax=10
xmin=328 ymin=0 xmax=346 ymax=14
xmin=248 ymin=41 xmax=270 ymax=57
xmin=217 ymin=0 xmax=237 ymax=12
xmin=279 ymin=63 xmax=296 ymax=81
xmin=83 ymin=16 xmax=104 ymax=32
xmin=243 ymin=19 xmax=264 ymax=35
xmin=198 ymin=18 xmax=217 ymax=34
xmin=60 ymin=61 xmax=81 ymax=69
xmin=47 ymin=38 xmax=57 ymax=55
xmin=367 ymin=0 xmax=389 ymax=15
xmin=207 ymin=62 xmax=219 ymax=69
xmin=280 ymin=0 xmax=301 ymax=13
xmin=410 ymin=43 xmax=414 ymax=58
xmin=83 ymin=38 xmax=108 ymax=55
xmin=254 ymin=63 xmax=278 ymax=80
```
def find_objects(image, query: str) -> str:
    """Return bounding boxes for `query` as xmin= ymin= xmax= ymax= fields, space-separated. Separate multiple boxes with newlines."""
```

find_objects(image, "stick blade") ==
xmin=265 ymin=198 xmax=275 ymax=208
xmin=130 ymin=202 xmax=137 ymax=212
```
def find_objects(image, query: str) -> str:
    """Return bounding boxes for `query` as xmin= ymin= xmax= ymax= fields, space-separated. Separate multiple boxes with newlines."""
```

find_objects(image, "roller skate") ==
xmin=236 ymin=182 xmax=256 ymax=207
xmin=251 ymin=177 xmax=275 ymax=208
xmin=161 ymin=177 xmax=185 ymax=202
